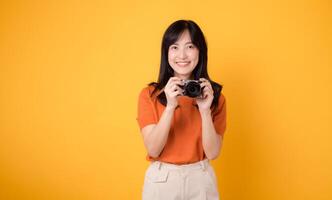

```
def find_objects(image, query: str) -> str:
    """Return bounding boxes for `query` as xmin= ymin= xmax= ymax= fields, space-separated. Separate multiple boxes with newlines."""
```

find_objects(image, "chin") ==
xmin=175 ymin=73 xmax=193 ymax=78
xmin=177 ymin=69 xmax=194 ymax=74
xmin=175 ymin=70 xmax=191 ymax=74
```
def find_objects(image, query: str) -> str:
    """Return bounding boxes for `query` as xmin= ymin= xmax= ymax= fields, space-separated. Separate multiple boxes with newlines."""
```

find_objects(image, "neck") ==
xmin=174 ymin=73 xmax=193 ymax=80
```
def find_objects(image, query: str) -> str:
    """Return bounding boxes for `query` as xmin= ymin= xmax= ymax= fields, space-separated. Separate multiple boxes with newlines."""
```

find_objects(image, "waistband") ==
xmin=151 ymin=159 xmax=210 ymax=171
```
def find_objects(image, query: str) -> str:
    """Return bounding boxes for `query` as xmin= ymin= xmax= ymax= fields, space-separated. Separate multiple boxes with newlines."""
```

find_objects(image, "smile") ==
xmin=176 ymin=61 xmax=191 ymax=66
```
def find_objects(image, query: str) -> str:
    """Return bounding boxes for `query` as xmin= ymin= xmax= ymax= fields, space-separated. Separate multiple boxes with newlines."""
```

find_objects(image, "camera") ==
xmin=179 ymin=80 xmax=203 ymax=98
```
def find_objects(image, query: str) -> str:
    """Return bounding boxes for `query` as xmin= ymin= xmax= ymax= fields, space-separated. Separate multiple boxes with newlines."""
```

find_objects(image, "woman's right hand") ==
xmin=164 ymin=77 xmax=184 ymax=109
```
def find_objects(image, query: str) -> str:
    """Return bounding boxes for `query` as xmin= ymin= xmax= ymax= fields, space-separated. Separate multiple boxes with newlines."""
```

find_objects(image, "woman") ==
xmin=136 ymin=19 xmax=226 ymax=200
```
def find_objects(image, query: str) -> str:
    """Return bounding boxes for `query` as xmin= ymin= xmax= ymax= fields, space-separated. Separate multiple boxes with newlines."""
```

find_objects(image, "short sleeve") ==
xmin=136 ymin=87 xmax=158 ymax=130
xmin=212 ymin=93 xmax=227 ymax=137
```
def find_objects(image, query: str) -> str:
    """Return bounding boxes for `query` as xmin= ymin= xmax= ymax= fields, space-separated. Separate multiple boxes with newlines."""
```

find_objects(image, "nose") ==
xmin=178 ymin=48 xmax=188 ymax=59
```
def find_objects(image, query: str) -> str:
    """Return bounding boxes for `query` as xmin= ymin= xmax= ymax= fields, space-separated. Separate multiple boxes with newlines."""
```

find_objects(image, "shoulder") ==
xmin=212 ymin=92 xmax=226 ymax=115
xmin=218 ymin=92 xmax=225 ymax=104
xmin=139 ymin=85 xmax=159 ymax=100
xmin=211 ymin=80 xmax=224 ymax=103
xmin=139 ymin=84 xmax=156 ymax=95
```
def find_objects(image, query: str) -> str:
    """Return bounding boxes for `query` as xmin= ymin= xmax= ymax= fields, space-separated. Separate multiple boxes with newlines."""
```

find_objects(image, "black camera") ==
xmin=179 ymin=80 xmax=203 ymax=98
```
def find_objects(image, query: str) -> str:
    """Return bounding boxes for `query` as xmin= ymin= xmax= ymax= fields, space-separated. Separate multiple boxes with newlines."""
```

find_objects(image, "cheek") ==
xmin=168 ymin=52 xmax=175 ymax=61
xmin=190 ymin=51 xmax=199 ymax=64
xmin=188 ymin=50 xmax=199 ymax=59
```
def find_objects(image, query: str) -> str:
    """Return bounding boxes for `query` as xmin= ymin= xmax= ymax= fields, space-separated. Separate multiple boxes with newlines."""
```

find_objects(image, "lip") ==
xmin=176 ymin=61 xmax=191 ymax=67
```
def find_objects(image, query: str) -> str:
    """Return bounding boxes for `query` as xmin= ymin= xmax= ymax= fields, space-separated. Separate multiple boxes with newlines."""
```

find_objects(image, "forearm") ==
xmin=145 ymin=106 xmax=175 ymax=157
xmin=200 ymin=109 xmax=222 ymax=160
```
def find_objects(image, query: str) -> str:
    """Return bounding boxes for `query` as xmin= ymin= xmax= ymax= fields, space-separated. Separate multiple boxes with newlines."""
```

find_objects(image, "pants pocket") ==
xmin=146 ymin=167 xmax=169 ymax=183
xmin=142 ymin=164 xmax=170 ymax=200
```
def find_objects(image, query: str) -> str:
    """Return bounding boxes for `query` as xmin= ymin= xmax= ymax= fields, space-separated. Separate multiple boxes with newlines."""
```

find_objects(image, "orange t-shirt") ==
xmin=136 ymin=85 xmax=226 ymax=164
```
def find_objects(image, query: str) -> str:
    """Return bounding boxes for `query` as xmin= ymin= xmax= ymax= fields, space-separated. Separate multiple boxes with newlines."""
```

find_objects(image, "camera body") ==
xmin=179 ymin=80 xmax=203 ymax=98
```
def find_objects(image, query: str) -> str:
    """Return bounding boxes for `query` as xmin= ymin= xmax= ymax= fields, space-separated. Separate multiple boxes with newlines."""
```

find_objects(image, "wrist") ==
xmin=165 ymin=105 xmax=177 ymax=111
xmin=199 ymin=108 xmax=211 ymax=115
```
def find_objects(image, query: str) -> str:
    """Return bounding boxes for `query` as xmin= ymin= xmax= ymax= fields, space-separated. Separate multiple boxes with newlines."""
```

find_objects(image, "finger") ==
xmin=173 ymin=84 xmax=183 ymax=92
xmin=166 ymin=81 xmax=177 ymax=89
xmin=175 ymin=90 xmax=183 ymax=96
xmin=174 ymin=80 xmax=185 ymax=85
xmin=204 ymin=87 xmax=214 ymax=95
xmin=169 ymin=77 xmax=182 ymax=82
xmin=199 ymin=78 xmax=208 ymax=83
xmin=175 ymin=86 xmax=184 ymax=94
xmin=203 ymin=91 xmax=212 ymax=99
xmin=200 ymin=82 xmax=208 ymax=87
xmin=168 ymin=84 xmax=182 ymax=93
xmin=171 ymin=90 xmax=183 ymax=97
xmin=168 ymin=77 xmax=182 ymax=84
xmin=169 ymin=81 xmax=184 ymax=89
xmin=199 ymin=78 xmax=212 ymax=86
xmin=199 ymin=78 xmax=208 ymax=84
xmin=166 ymin=78 xmax=180 ymax=88
xmin=201 ymin=82 xmax=213 ymax=91
xmin=202 ymin=87 xmax=213 ymax=97
xmin=170 ymin=84 xmax=176 ymax=91
xmin=206 ymin=82 xmax=213 ymax=91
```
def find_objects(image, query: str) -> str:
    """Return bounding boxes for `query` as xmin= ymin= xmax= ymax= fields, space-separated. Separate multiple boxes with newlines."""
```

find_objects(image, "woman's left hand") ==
xmin=196 ymin=78 xmax=214 ymax=112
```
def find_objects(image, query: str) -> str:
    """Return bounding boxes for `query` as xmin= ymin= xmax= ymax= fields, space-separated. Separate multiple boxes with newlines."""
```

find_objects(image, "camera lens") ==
xmin=185 ymin=81 xmax=201 ymax=98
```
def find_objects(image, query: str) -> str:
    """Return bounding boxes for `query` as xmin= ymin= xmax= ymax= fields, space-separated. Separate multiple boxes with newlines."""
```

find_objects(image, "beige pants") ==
xmin=142 ymin=159 xmax=220 ymax=200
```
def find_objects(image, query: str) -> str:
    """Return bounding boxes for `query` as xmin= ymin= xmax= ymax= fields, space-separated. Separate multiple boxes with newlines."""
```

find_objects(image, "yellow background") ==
xmin=1 ymin=0 xmax=331 ymax=199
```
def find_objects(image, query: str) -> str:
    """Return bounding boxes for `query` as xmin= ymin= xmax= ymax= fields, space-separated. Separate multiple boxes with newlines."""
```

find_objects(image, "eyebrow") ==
xmin=172 ymin=42 xmax=193 ymax=45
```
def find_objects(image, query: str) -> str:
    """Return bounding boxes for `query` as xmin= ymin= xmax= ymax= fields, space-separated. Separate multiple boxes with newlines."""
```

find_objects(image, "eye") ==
xmin=188 ymin=45 xmax=195 ymax=49
xmin=170 ymin=46 xmax=178 ymax=50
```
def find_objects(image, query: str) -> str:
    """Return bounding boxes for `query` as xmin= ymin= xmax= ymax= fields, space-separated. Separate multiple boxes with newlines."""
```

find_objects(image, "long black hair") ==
xmin=149 ymin=19 xmax=223 ymax=111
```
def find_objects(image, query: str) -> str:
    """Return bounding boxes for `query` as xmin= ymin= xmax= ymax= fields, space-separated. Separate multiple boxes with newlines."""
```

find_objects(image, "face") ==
xmin=168 ymin=29 xmax=199 ymax=80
